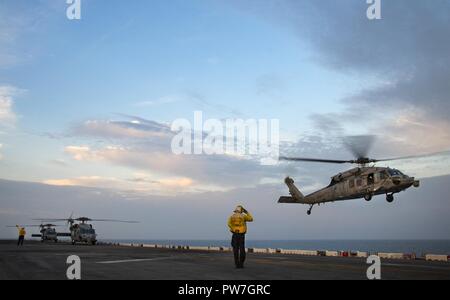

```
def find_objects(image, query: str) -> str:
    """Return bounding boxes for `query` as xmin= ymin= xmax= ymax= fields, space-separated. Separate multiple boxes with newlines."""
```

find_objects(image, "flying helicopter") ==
xmin=35 ymin=215 xmax=139 ymax=245
xmin=278 ymin=136 xmax=444 ymax=215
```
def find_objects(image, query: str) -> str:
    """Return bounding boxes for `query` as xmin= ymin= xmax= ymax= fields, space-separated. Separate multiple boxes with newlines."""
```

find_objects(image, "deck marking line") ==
xmin=97 ymin=257 xmax=174 ymax=264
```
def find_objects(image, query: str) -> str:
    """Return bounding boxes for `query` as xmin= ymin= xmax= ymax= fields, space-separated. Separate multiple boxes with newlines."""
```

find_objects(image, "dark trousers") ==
xmin=231 ymin=233 xmax=246 ymax=268
xmin=17 ymin=235 xmax=24 ymax=246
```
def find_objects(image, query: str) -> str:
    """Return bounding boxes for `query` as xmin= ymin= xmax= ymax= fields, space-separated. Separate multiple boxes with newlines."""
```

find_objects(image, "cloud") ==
xmin=0 ymin=85 xmax=18 ymax=127
xmin=134 ymin=95 xmax=182 ymax=107
xmin=72 ymin=118 xmax=172 ymax=140
xmin=255 ymin=73 xmax=286 ymax=103
xmin=65 ymin=114 xmax=275 ymax=192
xmin=43 ymin=174 xmax=199 ymax=195
xmin=64 ymin=143 xmax=278 ymax=190
xmin=3 ymin=176 xmax=450 ymax=240
xmin=64 ymin=114 xmax=450 ymax=195
xmin=64 ymin=108 xmax=450 ymax=194
xmin=0 ymin=1 xmax=62 ymax=68
xmin=44 ymin=176 xmax=120 ymax=188
xmin=65 ymin=146 xmax=99 ymax=161
xmin=64 ymin=115 xmax=284 ymax=191
xmin=0 ymin=4 xmax=33 ymax=68
xmin=308 ymin=109 xmax=450 ymax=157
xmin=374 ymin=110 xmax=450 ymax=155
xmin=0 ymin=144 xmax=3 ymax=160
xmin=231 ymin=0 xmax=450 ymax=152
xmin=309 ymin=113 xmax=345 ymax=137
xmin=64 ymin=110 xmax=450 ymax=195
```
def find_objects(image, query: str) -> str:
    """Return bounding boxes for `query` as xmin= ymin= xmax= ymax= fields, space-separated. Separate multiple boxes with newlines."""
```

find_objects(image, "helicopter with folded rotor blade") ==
xmin=278 ymin=136 xmax=448 ymax=215
xmin=35 ymin=214 xmax=139 ymax=245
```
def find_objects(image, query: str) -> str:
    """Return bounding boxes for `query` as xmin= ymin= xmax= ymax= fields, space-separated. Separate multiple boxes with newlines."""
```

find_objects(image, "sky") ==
xmin=1 ymin=0 xmax=450 ymax=239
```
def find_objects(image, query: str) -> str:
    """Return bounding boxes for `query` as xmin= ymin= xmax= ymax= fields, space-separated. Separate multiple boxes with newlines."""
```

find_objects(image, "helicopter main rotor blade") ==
xmin=279 ymin=157 xmax=352 ymax=164
xmin=87 ymin=219 xmax=140 ymax=223
xmin=33 ymin=218 xmax=139 ymax=223
xmin=6 ymin=225 xmax=41 ymax=228
xmin=32 ymin=219 xmax=70 ymax=222
xmin=374 ymin=150 xmax=450 ymax=163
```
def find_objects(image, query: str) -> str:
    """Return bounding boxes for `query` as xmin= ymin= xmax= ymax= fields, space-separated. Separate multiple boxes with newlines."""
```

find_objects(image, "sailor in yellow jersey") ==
xmin=228 ymin=206 xmax=253 ymax=269
xmin=16 ymin=225 xmax=26 ymax=247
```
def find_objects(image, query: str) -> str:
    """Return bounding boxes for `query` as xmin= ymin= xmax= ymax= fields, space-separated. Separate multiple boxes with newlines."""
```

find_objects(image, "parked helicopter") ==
xmin=6 ymin=224 xmax=65 ymax=243
xmin=35 ymin=215 xmax=139 ymax=245
xmin=31 ymin=224 xmax=66 ymax=243
xmin=278 ymin=136 xmax=443 ymax=215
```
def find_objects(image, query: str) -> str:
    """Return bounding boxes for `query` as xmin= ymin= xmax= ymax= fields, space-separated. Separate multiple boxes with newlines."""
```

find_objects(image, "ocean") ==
xmin=102 ymin=239 xmax=450 ymax=256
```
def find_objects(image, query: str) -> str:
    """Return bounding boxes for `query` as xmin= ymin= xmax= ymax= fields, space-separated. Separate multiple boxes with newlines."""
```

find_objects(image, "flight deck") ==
xmin=0 ymin=241 xmax=449 ymax=280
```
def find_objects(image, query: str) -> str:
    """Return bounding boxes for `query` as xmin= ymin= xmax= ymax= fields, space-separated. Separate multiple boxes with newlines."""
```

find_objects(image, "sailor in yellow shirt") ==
xmin=228 ymin=206 xmax=253 ymax=269
xmin=16 ymin=225 xmax=26 ymax=247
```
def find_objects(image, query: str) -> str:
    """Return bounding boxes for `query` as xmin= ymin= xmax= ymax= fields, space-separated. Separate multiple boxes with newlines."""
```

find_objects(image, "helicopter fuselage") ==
xmin=70 ymin=223 xmax=97 ymax=245
xmin=31 ymin=226 xmax=59 ymax=242
xmin=40 ymin=227 xmax=58 ymax=242
xmin=281 ymin=167 xmax=420 ymax=208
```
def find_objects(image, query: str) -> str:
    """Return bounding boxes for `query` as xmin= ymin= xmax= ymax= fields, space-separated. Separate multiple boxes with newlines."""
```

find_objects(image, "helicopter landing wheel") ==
xmin=364 ymin=194 xmax=373 ymax=201
xmin=72 ymin=240 xmax=76 ymax=246
xmin=386 ymin=194 xmax=394 ymax=203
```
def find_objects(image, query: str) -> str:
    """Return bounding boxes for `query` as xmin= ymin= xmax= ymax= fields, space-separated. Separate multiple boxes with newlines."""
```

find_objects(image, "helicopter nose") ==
xmin=404 ymin=175 xmax=420 ymax=188
xmin=392 ymin=176 xmax=402 ymax=185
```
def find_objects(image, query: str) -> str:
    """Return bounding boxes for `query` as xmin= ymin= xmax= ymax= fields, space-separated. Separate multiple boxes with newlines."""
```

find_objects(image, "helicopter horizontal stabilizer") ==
xmin=57 ymin=233 xmax=72 ymax=237
xmin=278 ymin=196 xmax=302 ymax=204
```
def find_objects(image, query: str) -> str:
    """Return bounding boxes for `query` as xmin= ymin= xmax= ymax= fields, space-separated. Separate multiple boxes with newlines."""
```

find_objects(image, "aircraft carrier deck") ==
xmin=1 ymin=240 xmax=449 ymax=280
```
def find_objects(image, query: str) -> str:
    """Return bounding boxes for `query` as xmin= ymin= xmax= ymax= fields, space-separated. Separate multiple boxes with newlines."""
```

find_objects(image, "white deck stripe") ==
xmin=97 ymin=257 xmax=173 ymax=264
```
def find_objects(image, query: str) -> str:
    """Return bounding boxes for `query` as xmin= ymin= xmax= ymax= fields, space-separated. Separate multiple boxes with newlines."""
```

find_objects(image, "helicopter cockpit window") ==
xmin=328 ymin=178 xmax=338 ymax=187
xmin=80 ymin=228 xmax=95 ymax=235
xmin=388 ymin=169 xmax=404 ymax=176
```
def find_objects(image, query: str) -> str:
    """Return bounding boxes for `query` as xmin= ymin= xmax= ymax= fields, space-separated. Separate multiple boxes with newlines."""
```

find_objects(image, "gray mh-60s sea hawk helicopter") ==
xmin=278 ymin=136 xmax=445 ymax=215
xmin=36 ymin=215 xmax=139 ymax=245
xmin=31 ymin=224 xmax=65 ymax=243
xmin=6 ymin=224 xmax=65 ymax=242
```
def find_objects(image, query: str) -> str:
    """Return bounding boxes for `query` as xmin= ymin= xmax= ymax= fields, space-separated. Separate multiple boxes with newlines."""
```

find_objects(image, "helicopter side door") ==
xmin=355 ymin=177 xmax=364 ymax=195
xmin=337 ymin=180 xmax=347 ymax=199
xmin=348 ymin=177 xmax=357 ymax=196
